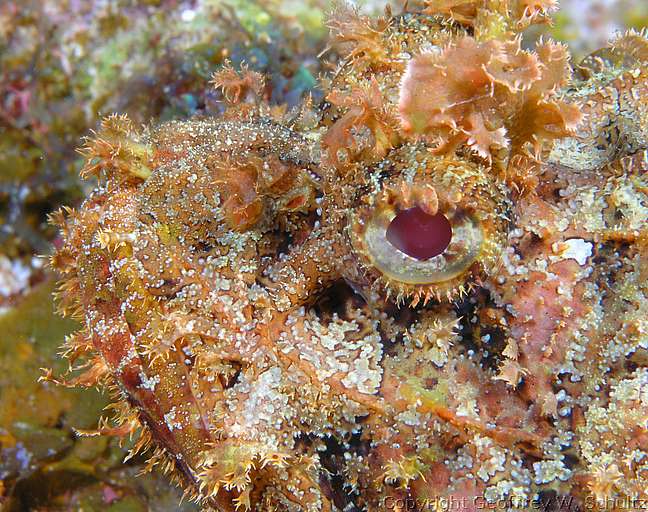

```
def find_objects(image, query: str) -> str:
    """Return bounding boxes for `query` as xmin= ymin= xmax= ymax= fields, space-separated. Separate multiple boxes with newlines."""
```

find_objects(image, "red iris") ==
xmin=386 ymin=206 xmax=452 ymax=260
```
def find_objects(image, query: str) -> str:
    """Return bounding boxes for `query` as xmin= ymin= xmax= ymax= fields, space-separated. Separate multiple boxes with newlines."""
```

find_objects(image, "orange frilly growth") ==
xmin=77 ymin=113 xmax=153 ymax=183
xmin=398 ymin=36 xmax=581 ymax=164
xmin=327 ymin=2 xmax=392 ymax=68
xmin=322 ymin=78 xmax=399 ymax=167
xmin=421 ymin=0 xmax=558 ymax=29
xmin=210 ymin=60 xmax=265 ymax=104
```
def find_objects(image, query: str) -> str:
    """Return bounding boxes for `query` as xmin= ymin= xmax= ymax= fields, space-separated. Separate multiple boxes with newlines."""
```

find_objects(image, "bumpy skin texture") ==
xmin=49 ymin=3 xmax=648 ymax=511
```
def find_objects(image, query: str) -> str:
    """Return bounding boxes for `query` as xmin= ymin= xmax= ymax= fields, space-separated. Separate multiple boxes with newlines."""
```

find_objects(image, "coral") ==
xmin=48 ymin=2 xmax=647 ymax=511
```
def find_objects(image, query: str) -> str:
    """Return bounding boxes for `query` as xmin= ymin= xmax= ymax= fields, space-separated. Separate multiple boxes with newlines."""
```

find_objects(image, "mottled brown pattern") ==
xmin=49 ymin=3 xmax=647 ymax=511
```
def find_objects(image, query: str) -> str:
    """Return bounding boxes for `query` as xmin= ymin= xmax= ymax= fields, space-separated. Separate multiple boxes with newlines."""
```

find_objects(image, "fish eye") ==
xmin=348 ymin=147 xmax=510 ymax=305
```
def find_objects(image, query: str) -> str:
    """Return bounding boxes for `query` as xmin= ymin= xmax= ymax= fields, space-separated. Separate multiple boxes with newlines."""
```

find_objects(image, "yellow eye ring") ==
xmin=348 ymin=147 xmax=510 ymax=305
xmin=358 ymin=206 xmax=483 ymax=285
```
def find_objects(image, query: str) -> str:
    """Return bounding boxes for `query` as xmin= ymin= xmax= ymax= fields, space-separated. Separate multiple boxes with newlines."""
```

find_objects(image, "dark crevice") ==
xmin=315 ymin=432 xmax=367 ymax=512
xmin=310 ymin=280 xmax=366 ymax=323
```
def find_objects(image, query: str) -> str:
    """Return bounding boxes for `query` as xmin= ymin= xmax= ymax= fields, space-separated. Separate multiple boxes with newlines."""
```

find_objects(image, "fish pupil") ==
xmin=386 ymin=206 xmax=452 ymax=260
